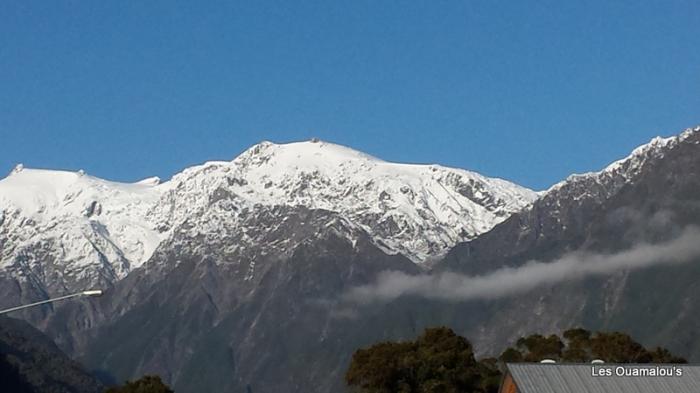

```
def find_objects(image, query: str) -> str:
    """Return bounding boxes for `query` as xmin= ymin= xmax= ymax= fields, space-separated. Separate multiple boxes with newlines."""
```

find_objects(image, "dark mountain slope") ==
xmin=440 ymin=127 xmax=700 ymax=275
xmin=4 ymin=127 xmax=700 ymax=393
xmin=42 ymin=207 xmax=422 ymax=393
xmin=0 ymin=316 xmax=103 ymax=393
xmin=434 ymin=127 xmax=700 ymax=358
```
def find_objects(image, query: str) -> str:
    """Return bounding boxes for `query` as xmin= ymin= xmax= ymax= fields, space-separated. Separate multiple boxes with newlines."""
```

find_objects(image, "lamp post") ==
xmin=0 ymin=290 xmax=103 ymax=315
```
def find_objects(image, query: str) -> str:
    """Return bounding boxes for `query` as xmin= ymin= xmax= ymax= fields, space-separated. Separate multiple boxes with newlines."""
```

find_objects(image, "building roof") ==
xmin=506 ymin=364 xmax=700 ymax=393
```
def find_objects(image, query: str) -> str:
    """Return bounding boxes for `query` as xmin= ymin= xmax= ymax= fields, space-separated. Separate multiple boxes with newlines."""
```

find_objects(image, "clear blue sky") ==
xmin=1 ymin=1 xmax=698 ymax=190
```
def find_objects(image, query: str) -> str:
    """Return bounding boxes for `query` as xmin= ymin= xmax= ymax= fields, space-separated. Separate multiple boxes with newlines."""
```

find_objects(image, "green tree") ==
xmin=345 ymin=327 xmax=490 ymax=393
xmin=589 ymin=331 xmax=651 ymax=363
xmin=561 ymin=328 xmax=592 ymax=362
xmin=105 ymin=375 xmax=174 ymax=393
xmin=514 ymin=334 xmax=564 ymax=362
xmin=474 ymin=357 xmax=502 ymax=393
xmin=501 ymin=328 xmax=687 ymax=364
xmin=498 ymin=348 xmax=523 ymax=363
xmin=345 ymin=341 xmax=416 ymax=393
xmin=346 ymin=327 xmax=686 ymax=393
xmin=647 ymin=347 xmax=687 ymax=363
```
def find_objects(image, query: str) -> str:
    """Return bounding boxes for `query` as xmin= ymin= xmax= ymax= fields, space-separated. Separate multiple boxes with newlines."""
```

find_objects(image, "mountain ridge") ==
xmin=2 ymin=126 xmax=700 ymax=393
xmin=0 ymin=139 xmax=537 ymax=300
xmin=439 ymin=125 xmax=700 ymax=275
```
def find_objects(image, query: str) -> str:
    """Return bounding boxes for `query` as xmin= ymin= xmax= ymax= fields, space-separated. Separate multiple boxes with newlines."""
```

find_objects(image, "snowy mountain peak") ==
xmin=0 ymin=168 xmax=164 ymax=286
xmin=234 ymin=139 xmax=383 ymax=171
xmin=0 ymin=168 xmax=160 ymax=217
xmin=604 ymin=126 xmax=699 ymax=174
xmin=0 ymin=140 xmax=537 ymax=292
xmin=540 ymin=126 xmax=700 ymax=212
xmin=157 ymin=140 xmax=538 ymax=264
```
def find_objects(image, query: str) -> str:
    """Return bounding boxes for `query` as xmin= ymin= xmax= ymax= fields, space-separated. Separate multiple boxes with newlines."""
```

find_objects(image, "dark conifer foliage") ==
xmin=346 ymin=327 xmax=686 ymax=393
xmin=500 ymin=329 xmax=687 ymax=364
xmin=346 ymin=327 xmax=494 ymax=393
xmin=0 ymin=353 xmax=35 ymax=393
xmin=105 ymin=375 xmax=174 ymax=393
xmin=0 ymin=316 xmax=103 ymax=393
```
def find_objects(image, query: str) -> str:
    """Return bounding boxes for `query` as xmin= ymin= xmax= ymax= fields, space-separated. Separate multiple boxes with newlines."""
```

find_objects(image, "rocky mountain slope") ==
xmin=154 ymin=140 xmax=537 ymax=264
xmin=45 ymin=207 xmax=423 ymax=392
xmin=0 ymin=316 xmax=103 ymax=393
xmin=0 ymin=139 xmax=536 ymax=392
xmin=440 ymin=126 xmax=700 ymax=273
xmin=0 ymin=139 xmax=536 ymax=303
xmin=2 ymin=126 xmax=700 ymax=393
xmin=0 ymin=168 xmax=163 ymax=296
xmin=435 ymin=125 xmax=700 ymax=358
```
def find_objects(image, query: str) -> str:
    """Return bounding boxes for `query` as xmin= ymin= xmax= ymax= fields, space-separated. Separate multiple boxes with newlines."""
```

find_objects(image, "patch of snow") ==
xmin=155 ymin=140 xmax=538 ymax=263
xmin=0 ymin=169 xmax=165 ymax=277
xmin=545 ymin=126 xmax=700 ymax=195
xmin=136 ymin=176 xmax=161 ymax=186
xmin=1 ymin=140 xmax=539 ymax=290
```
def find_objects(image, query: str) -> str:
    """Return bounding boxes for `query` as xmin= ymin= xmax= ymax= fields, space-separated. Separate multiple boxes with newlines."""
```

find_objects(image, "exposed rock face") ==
xmin=435 ymin=126 xmax=700 ymax=359
xmin=44 ymin=207 xmax=422 ymax=393
xmin=0 ymin=140 xmax=535 ymax=392
xmin=441 ymin=127 xmax=700 ymax=274
xmin=3 ymin=127 xmax=700 ymax=393
xmin=0 ymin=140 xmax=536 ymax=304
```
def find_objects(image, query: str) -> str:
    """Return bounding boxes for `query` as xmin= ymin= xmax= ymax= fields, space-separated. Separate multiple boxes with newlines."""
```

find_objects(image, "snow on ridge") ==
xmin=157 ymin=139 xmax=538 ymax=263
xmin=3 ymin=128 xmax=698 ymax=291
xmin=162 ymin=139 xmax=537 ymax=214
xmin=0 ymin=139 xmax=537 ymax=290
xmin=0 ymin=167 xmax=165 ymax=277
xmin=239 ymin=139 xmax=385 ymax=166
xmin=136 ymin=176 xmax=161 ymax=186
xmin=545 ymin=126 xmax=700 ymax=195
xmin=0 ymin=168 xmax=161 ymax=211
xmin=233 ymin=138 xmax=534 ymax=201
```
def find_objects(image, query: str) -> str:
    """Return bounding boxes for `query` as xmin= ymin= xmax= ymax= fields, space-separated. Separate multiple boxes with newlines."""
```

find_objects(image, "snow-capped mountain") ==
xmin=0 ymin=167 xmax=164 ymax=292
xmin=0 ymin=140 xmax=536 ymax=293
xmin=544 ymin=126 xmax=700 ymax=202
xmin=56 ymin=125 xmax=700 ymax=393
xmin=153 ymin=140 xmax=537 ymax=262
xmin=440 ymin=125 xmax=700 ymax=276
xmin=4 ymin=126 xmax=700 ymax=393
xmin=435 ymin=125 xmax=700 ymax=364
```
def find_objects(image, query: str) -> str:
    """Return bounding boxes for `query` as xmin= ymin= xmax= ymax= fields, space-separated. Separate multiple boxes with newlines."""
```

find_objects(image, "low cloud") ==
xmin=343 ymin=226 xmax=700 ymax=305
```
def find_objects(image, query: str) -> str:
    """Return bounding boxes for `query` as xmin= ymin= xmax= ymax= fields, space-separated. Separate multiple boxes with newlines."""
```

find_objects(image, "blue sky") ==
xmin=1 ymin=1 xmax=698 ymax=190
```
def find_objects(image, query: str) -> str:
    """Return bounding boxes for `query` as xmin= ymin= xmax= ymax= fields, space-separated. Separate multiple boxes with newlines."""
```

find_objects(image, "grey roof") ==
xmin=507 ymin=364 xmax=700 ymax=393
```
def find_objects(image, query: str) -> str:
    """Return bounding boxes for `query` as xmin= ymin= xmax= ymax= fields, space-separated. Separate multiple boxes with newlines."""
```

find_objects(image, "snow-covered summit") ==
xmin=6 ymin=126 xmax=697 ymax=293
xmin=237 ymin=139 xmax=383 ymax=168
xmin=546 ymin=126 xmax=700 ymax=197
xmin=0 ymin=168 xmax=160 ymax=217
xmin=0 ymin=139 xmax=537 ymax=291
xmin=0 ymin=168 xmax=165 ymax=287
xmin=155 ymin=139 xmax=538 ymax=262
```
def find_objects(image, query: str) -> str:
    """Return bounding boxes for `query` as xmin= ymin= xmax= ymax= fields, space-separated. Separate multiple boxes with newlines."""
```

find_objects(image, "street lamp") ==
xmin=0 ymin=289 xmax=103 ymax=315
